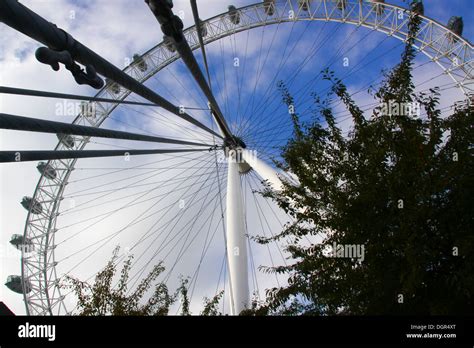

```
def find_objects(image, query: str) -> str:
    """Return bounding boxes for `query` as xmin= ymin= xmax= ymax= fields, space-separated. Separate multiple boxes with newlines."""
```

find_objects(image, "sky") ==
xmin=0 ymin=0 xmax=472 ymax=315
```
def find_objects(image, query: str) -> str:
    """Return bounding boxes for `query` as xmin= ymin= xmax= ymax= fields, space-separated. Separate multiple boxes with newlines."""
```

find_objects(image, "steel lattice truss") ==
xmin=21 ymin=0 xmax=473 ymax=315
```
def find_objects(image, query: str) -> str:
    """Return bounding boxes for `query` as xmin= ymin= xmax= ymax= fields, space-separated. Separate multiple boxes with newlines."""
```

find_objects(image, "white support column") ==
xmin=225 ymin=149 xmax=249 ymax=315
xmin=241 ymin=149 xmax=284 ymax=191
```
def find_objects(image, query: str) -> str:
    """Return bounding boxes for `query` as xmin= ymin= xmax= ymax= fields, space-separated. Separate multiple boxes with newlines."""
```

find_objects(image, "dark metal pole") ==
xmin=190 ymin=0 xmax=212 ymax=88
xmin=0 ymin=148 xmax=205 ymax=163
xmin=145 ymin=0 xmax=235 ymax=143
xmin=0 ymin=0 xmax=222 ymax=139
xmin=0 ymin=113 xmax=213 ymax=147
xmin=0 ymin=86 xmax=186 ymax=108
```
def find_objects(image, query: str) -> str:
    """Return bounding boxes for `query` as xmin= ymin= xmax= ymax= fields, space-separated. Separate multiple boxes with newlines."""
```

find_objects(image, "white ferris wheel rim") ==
xmin=21 ymin=0 xmax=473 ymax=315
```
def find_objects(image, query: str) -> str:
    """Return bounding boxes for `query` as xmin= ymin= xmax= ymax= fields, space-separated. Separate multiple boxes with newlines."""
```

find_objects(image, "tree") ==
xmin=62 ymin=246 xmax=224 ymax=316
xmin=254 ymin=9 xmax=473 ymax=315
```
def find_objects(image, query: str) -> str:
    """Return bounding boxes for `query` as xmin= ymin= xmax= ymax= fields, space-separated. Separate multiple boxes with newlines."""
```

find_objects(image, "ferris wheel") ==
xmin=1 ymin=0 xmax=472 ymax=316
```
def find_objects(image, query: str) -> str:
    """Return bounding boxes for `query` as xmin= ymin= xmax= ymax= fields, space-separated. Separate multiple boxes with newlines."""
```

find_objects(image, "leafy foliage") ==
xmin=201 ymin=291 xmax=225 ymax=316
xmin=254 ymin=9 xmax=473 ymax=315
xmin=62 ymin=247 xmax=224 ymax=316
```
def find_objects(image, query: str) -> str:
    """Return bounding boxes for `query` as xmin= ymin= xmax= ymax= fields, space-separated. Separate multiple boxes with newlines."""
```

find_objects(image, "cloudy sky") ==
xmin=1 ymin=0 xmax=472 ymax=315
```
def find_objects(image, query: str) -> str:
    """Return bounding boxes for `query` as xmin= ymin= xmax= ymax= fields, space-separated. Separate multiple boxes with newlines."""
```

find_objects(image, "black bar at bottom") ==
xmin=0 ymin=316 xmax=472 ymax=346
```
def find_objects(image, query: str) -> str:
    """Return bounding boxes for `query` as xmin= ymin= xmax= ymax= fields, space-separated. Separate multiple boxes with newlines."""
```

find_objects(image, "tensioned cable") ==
xmin=252 ymin=86 xmax=463 ymax=153
xmin=123 ymin=158 xmax=224 ymax=258
xmin=57 ymin=158 xmax=218 ymax=266
xmin=244 ymin=26 xmax=403 ymax=140
xmin=60 ymin=167 xmax=217 ymax=216
xmin=161 ymin=182 xmax=223 ymax=286
xmin=57 ymin=154 xmax=216 ymax=229
xmin=105 ymin=101 xmax=217 ymax=145
xmin=245 ymin=52 xmax=450 ymax=155
xmin=0 ymin=148 xmax=206 ymax=163
xmin=65 ymin=160 xmax=215 ymax=198
xmin=246 ymin=172 xmax=281 ymax=287
xmin=242 ymin=21 xmax=375 ymax=141
xmin=0 ymin=86 xmax=209 ymax=110
xmin=57 ymin=157 xmax=220 ymax=269
xmin=164 ymin=185 xmax=227 ymax=314
xmin=232 ymin=24 xmax=251 ymax=130
xmin=57 ymin=176 xmax=220 ymax=257
xmin=243 ymin=175 xmax=260 ymax=300
xmin=235 ymin=19 xmax=271 ymax=134
xmin=0 ymin=113 xmax=213 ymax=147
xmin=65 ymin=175 xmax=222 ymax=275
xmin=240 ymin=18 xmax=292 ymax=130
xmin=248 ymin=171 xmax=288 ymax=266
xmin=187 ymin=187 xmax=226 ymax=302
xmin=237 ymin=19 xmax=345 ymax=138
xmin=124 ymin=162 xmax=225 ymax=290
xmin=69 ymin=151 xmax=208 ymax=183
xmin=56 ymin=175 xmax=220 ymax=252
xmin=246 ymin=76 xmax=461 ymax=153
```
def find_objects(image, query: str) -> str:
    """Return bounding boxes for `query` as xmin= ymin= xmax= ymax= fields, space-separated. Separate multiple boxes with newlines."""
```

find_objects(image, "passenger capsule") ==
xmin=228 ymin=5 xmax=241 ymax=25
xmin=199 ymin=19 xmax=208 ymax=37
xmin=37 ymin=162 xmax=57 ymax=180
xmin=371 ymin=0 xmax=385 ymax=16
xmin=81 ymin=101 xmax=96 ymax=120
xmin=56 ymin=133 xmax=75 ymax=149
xmin=411 ymin=0 xmax=424 ymax=15
xmin=5 ymin=275 xmax=32 ymax=294
xmin=299 ymin=0 xmax=310 ymax=12
xmin=9 ymin=234 xmax=34 ymax=252
xmin=21 ymin=196 xmax=43 ymax=215
xmin=163 ymin=35 xmax=176 ymax=52
xmin=334 ymin=0 xmax=347 ymax=11
xmin=105 ymin=78 xmax=121 ymax=94
xmin=263 ymin=0 xmax=275 ymax=16
xmin=447 ymin=16 xmax=463 ymax=37
xmin=133 ymin=54 xmax=148 ymax=72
